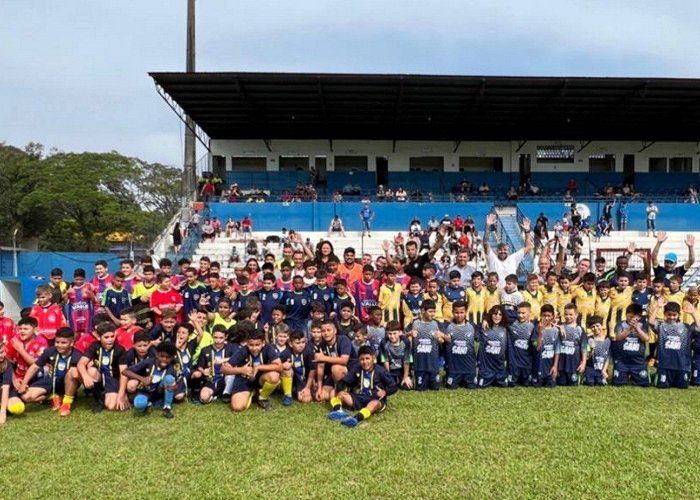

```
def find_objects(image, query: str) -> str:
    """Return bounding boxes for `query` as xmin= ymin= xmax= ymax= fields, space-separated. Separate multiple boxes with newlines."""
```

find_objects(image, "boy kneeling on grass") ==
xmin=328 ymin=345 xmax=397 ymax=428
xmin=122 ymin=341 xmax=178 ymax=419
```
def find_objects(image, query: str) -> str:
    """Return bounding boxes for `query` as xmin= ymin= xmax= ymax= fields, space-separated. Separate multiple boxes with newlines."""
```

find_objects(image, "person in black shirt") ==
xmin=401 ymin=226 xmax=445 ymax=278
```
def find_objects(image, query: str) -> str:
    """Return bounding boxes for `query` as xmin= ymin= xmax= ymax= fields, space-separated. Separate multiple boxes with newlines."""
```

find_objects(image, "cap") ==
xmin=665 ymin=252 xmax=678 ymax=264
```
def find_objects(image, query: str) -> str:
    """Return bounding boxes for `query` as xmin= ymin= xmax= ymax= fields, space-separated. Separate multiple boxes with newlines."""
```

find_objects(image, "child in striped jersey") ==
xmin=500 ymin=274 xmax=523 ymax=324
xmin=611 ymin=303 xmax=650 ymax=387
xmin=583 ymin=316 xmax=610 ymax=386
xmin=649 ymin=301 xmax=699 ymax=389
xmin=444 ymin=301 xmax=477 ymax=389
xmin=557 ymin=303 xmax=586 ymax=386
xmin=531 ymin=304 xmax=560 ymax=388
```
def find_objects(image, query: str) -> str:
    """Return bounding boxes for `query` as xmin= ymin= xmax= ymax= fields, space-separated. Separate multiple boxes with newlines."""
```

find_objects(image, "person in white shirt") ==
xmin=483 ymin=213 xmax=533 ymax=287
xmin=646 ymin=201 xmax=658 ymax=237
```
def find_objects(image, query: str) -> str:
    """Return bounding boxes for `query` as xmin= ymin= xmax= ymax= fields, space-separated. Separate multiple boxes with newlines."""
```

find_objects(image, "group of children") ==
xmin=1 ymin=253 xmax=699 ymax=427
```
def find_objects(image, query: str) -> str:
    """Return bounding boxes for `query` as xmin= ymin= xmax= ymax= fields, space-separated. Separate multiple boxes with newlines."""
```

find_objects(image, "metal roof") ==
xmin=149 ymin=72 xmax=700 ymax=141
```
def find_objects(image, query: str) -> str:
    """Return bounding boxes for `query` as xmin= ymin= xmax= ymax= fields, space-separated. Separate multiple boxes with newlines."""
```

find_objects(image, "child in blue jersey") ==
xmin=17 ymin=327 xmax=82 ymax=416
xmin=309 ymin=270 xmax=335 ymax=317
xmin=649 ymin=301 xmax=699 ymax=389
xmin=180 ymin=267 xmax=208 ymax=318
xmin=280 ymin=330 xmax=315 ymax=405
xmin=125 ymin=331 xmax=156 ymax=396
xmin=173 ymin=323 xmax=203 ymax=402
xmin=256 ymin=272 xmax=283 ymax=327
xmin=330 ymin=279 xmax=355 ymax=320
xmin=442 ymin=271 xmax=467 ymax=323
xmin=507 ymin=302 xmax=536 ymax=387
xmin=335 ymin=301 xmax=360 ymax=338
xmin=351 ymin=325 xmax=379 ymax=359
xmin=444 ymin=301 xmax=477 ymax=389
xmin=328 ymin=345 xmax=397 ymax=428
xmin=283 ymin=276 xmax=312 ymax=332
xmin=478 ymin=305 xmax=509 ymax=388
xmin=611 ymin=303 xmax=650 ymax=387
xmin=315 ymin=319 xmax=355 ymax=402
xmin=408 ymin=299 xmax=446 ymax=391
xmin=223 ymin=327 xmax=282 ymax=411
xmin=77 ymin=322 xmax=129 ymax=412
xmin=264 ymin=305 xmax=286 ymax=344
xmin=557 ymin=303 xmax=586 ymax=386
xmin=531 ymin=304 xmax=560 ymax=388
xmin=123 ymin=341 xmax=178 ymax=418
xmin=232 ymin=276 xmax=254 ymax=314
xmin=500 ymin=275 xmax=524 ymax=324
xmin=404 ymin=278 xmax=425 ymax=320
xmin=194 ymin=327 xmax=236 ymax=404
xmin=304 ymin=302 xmax=327 ymax=339
xmin=102 ymin=272 xmax=131 ymax=325
xmin=379 ymin=320 xmax=412 ymax=389
xmin=583 ymin=316 xmax=610 ymax=386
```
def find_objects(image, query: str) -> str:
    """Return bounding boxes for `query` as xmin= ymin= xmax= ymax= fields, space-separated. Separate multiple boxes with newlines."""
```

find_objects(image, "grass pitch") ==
xmin=1 ymin=386 xmax=699 ymax=499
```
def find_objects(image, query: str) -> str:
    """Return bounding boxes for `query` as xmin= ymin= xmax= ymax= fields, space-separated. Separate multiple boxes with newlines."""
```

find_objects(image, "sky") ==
xmin=1 ymin=0 xmax=699 ymax=167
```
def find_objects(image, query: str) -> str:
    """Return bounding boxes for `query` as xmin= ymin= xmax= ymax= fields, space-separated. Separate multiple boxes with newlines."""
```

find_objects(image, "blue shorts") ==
xmin=478 ymin=368 xmax=508 ymax=388
xmin=657 ymin=369 xmax=689 ymax=389
xmin=584 ymin=368 xmax=607 ymax=386
xmin=445 ymin=372 xmax=477 ymax=389
xmin=175 ymin=378 xmax=189 ymax=396
xmin=29 ymin=376 xmax=64 ymax=395
xmin=508 ymin=366 xmax=531 ymax=387
xmin=530 ymin=374 xmax=556 ymax=388
xmin=612 ymin=365 xmax=649 ymax=387
xmin=415 ymin=371 xmax=440 ymax=391
xmin=98 ymin=374 xmax=119 ymax=394
xmin=691 ymin=358 xmax=700 ymax=385
xmin=350 ymin=393 xmax=385 ymax=412
xmin=203 ymin=378 xmax=226 ymax=396
xmin=231 ymin=375 xmax=259 ymax=394
xmin=557 ymin=371 xmax=579 ymax=386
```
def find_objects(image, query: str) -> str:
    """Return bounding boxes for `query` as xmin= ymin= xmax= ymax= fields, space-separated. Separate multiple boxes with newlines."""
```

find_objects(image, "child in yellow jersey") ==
xmin=557 ymin=274 xmax=573 ymax=320
xmin=378 ymin=267 xmax=407 ymax=326
xmin=608 ymin=273 xmax=633 ymax=336
xmin=208 ymin=297 xmax=236 ymax=332
xmin=682 ymin=286 xmax=700 ymax=326
xmin=539 ymin=271 xmax=560 ymax=308
xmin=571 ymin=273 xmax=597 ymax=335
xmin=522 ymin=274 xmax=542 ymax=321
xmin=594 ymin=281 xmax=612 ymax=336
xmin=467 ymin=271 xmax=488 ymax=326
xmin=423 ymin=279 xmax=445 ymax=324
xmin=647 ymin=276 xmax=668 ymax=362
xmin=666 ymin=276 xmax=685 ymax=308
xmin=484 ymin=272 xmax=501 ymax=311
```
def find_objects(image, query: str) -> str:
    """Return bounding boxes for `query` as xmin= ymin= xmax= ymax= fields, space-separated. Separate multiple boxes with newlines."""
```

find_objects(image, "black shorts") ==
xmin=232 ymin=374 xmax=262 ymax=394
xmin=530 ymin=375 xmax=556 ymax=388
xmin=478 ymin=368 xmax=508 ymax=388
xmin=98 ymin=374 xmax=119 ymax=394
xmin=415 ymin=371 xmax=440 ymax=391
xmin=203 ymin=378 xmax=226 ymax=396
xmin=445 ymin=372 xmax=477 ymax=389
xmin=350 ymin=393 xmax=385 ymax=412
xmin=556 ymin=371 xmax=579 ymax=386
xmin=508 ymin=366 xmax=531 ymax=386
xmin=612 ymin=365 xmax=649 ymax=387
xmin=657 ymin=369 xmax=689 ymax=389
xmin=30 ymin=376 xmax=64 ymax=395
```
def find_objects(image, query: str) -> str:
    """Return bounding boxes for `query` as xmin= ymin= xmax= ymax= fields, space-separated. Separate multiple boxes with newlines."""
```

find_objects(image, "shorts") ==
xmin=29 ymin=376 xmax=65 ymax=395
xmin=445 ymin=372 xmax=477 ymax=389
xmin=530 ymin=374 xmax=556 ymax=388
xmin=322 ymin=372 xmax=335 ymax=389
xmin=415 ymin=371 xmax=440 ymax=391
xmin=98 ymin=374 xmax=119 ymax=394
xmin=203 ymin=378 xmax=226 ymax=396
xmin=508 ymin=366 xmax=531 ymax=387
xmin=350 ymin=393 xmax=385 ymax=412
xmin=612 ymin=365 xmax=649 ymax=387
xmin=584 ymin=368 xmax=607 ymax=386
xmin=691 ymin=358 xmax=700 ymax=385
xmin=478 ymin=368 xmax=508 ymax=388
xmin=656 ymin=369 xmax=689 ymax=389
xmin=175 ymin=377 xmax=188 ymax=396
xmin=556 ymin=371 xmax=579 ymax=386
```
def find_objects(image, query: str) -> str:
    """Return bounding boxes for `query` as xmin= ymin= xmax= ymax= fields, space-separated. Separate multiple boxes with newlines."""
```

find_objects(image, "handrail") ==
xmin=177 ymin=207 xmax=210 ymax=260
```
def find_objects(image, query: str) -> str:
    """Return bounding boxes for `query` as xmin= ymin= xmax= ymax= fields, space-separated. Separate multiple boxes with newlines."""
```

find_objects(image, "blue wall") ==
xmin=0 ymin=251 xmax=122 ymax=280
xmin=209 ymin=201 xmax=700 ymax=233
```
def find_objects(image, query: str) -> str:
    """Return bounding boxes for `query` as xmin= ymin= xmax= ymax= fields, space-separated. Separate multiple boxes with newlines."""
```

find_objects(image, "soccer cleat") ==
xmin=328 ymin=409 xmax=348 ymax=421
xmin=257 ymin=399 xmax=273 ymax=411
xmin=162 ymin=407 xmax=175 ymax=419
xmin=51 ymin=396 xmax=62 ymax=411
xmin=58 ymin=404 xmax=72 ymax=417
xmin=341 ymin=416 xmax=359 ymax=428
xmin=221 ymin=394 xmax=232 ymax=404
xmin=282 ymin=395 xmax=293 ymax=407
xmin=91 ymin=401 xmax=104 ymax=414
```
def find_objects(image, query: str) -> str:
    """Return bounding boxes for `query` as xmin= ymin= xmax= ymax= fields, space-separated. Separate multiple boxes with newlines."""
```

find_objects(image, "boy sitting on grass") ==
xmin=328 ymin=345 xmax=397 ymax=428
xmin=122 ymin=341 xmax=178 ymax=419
xmin=649 ymin=300 xmax=699 ymax=389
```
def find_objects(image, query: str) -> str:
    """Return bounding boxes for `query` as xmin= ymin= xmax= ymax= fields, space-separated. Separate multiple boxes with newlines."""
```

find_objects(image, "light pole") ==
xmin=12 ymin=228 xmax=18 ymax=277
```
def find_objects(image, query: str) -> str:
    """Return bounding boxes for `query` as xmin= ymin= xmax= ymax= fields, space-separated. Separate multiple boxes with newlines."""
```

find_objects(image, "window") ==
xmin=334 ymin=156 xmax=368 ymax=171
xmin=589 ymin=154 xmax=615 ymax=172
xmin=231 ymin=157 xmax=266 ymax=171
xmin=459 ymin=156 xmax=503 ymax=172
xmin=648 ymin=157 xmax=667 ymax=173
xmin=669 ymin=157 xmax=692 ymax=173
xmin=536 ymin=145 xmax=575 ymax=163
xmin=409 ymin=156 xmax=444 ymax=172
xmin=279 ymin=156 xmax=309 ymax=171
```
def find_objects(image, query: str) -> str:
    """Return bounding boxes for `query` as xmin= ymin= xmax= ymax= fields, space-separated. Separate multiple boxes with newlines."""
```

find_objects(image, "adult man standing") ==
xmin=444 ymin=248 xmax=476 ymax=287
xmin=359 ymin=202 xmax=374 ymax=237
xmin=403 ymin=227 xmax=446 ymax=278
xmin=483 ymin=213 xmax=533 ymax=287
xmin=651 ymin=232 xmax=695 ymax=286
xmin=338 ymin=247 xmax=363 ymax=287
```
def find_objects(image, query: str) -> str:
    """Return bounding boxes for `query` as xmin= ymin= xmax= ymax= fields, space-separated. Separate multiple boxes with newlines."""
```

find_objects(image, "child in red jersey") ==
xmin=30 ymin=285 xmax=65 ymax=344
xmin=5 ymin=317 xmax=47 ymax=388
xmin=74 ymin=313 xmax=111 ymax=354
xmin=0 ymin=301 xmax=15 ymax=344
xmin=115 ymin=307 xmax=142 ymax=350
xmin=150 ymin=273 xmax=184 ymax=323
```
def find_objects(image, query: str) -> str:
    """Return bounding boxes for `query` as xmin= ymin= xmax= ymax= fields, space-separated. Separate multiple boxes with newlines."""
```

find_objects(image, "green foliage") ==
xmin=1 ymin=387 xmax=699 ymax=498
xmin=0 ymin=143 xmax=181 ymax=251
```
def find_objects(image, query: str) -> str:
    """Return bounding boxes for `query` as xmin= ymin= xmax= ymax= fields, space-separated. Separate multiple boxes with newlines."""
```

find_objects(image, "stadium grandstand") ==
xmin=150 ymin=71 xmax=700 ymax=289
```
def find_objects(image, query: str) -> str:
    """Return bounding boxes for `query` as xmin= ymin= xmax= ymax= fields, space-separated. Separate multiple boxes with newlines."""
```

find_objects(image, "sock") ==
xmin=258 ymin=381 xmax=279 ymax=400
xmin=281 ymin=375 xmax=293 ymax=396
xmin=62 ymin=395 xmax=74 ymax=405
xmin=162 ymin=375 xmax=176 ymax=409
xmin=330 ymin=396 xmax=342 ymax=411
xmin=245 ymin=393 xmax=253 ymax=410
xmin=354 ymin=407 xmax=372 ymax=422
xmin=8 ymin=401 xmax=25 ymax=415
xmin=50 ymin=393 xmax=59 ymax=401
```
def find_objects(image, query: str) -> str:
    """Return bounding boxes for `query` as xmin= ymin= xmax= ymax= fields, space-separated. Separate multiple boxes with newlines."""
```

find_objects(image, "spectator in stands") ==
xmin=333 ymin=191 xmax=343 ymax=202
xmin=687 ymin=184 xmax=698 ymax=204
xmin=483 ymin=213 xmax=533 ymax=287
xmin=563 ymin=190 xmax=573 ymax=203
xmin=478 ymin=182 xmax=490 ymax=195
xmin=453 ymin=214 xmax=464 ymax=233
xmin=246 ymin=240 xmax=259 ymax=259
xmin=328 ymin=215 xmax=346 ymax=237
xmin=393 ymin=232 xmax=405 ymax=256
xmin=200 ymin=179 xmax=216 ymax=202
xmin=566 ymin=178 xmax=578 ymax=193
xmin=409 ymin=217 xmax=422 ymax=236
xmin=395 ymin=187 xmax=407 ymax=202
xmin=506 ymin=186 xmax=518 ymax=200
xmin=535 ymin=213 xmax=549 ymax=240
xmin=241 ymin=216 xmax=253 ymax=234
xmin=225 ymin=218 xmax=236 ymax=238
xmin=527 ymin=179 xmax=541 ymax=196
xmin=427 ymin=216 xmax=439 ymax=233
xmin=280 ymin=191 xmax=293 ymax=203
xmin=618 ymin=200 xmax=628 ymax=230
xmin=651 ymin=232 xmax=696 ymax=286
xmin=646 ymin=201 xmax=658 ymax=237
xmin=384 ymin=187 xmax=394 ymax=201
xmin=190 ymin=210 xmax=201 ymax=230
xmin=212 ymin=217 xmax=222 ymax=235
xmin=359 ymin=202 xmax=375 ymax=238
xmin=172 ymin=222 xmax=183 ymax=254
xmin=201 ymin=219 xmax=216 ymax=241
xmin=602 ymin=200 xmax=615 ymax=231
xmin=377 ymin=185 xmax=386 ymax=201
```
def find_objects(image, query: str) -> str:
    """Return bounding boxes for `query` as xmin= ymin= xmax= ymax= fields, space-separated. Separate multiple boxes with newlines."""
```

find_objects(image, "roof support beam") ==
xmin=153 ymin=83 xmax=210 ymax=152
xmin=516 ymin=140 xmax=528 ymax=152
xmin=453 ymin=141 xmax=461 ymax=153
xmin=328 ymin=139 xmax=333 ymax=152
xmin=638 ymin=140 xmax=656 ymax=153
xmin=577 ymin=140 xmax=592 ymax=152
xmin=263 ymin=139 xmax=272 ymax=152
xmin=392 ymin=139 xmax=397 ymax=153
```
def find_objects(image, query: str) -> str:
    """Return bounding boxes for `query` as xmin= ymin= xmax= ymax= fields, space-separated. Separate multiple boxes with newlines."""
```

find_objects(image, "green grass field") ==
xmin=2 ymin=387 xmax=699 ymax=499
